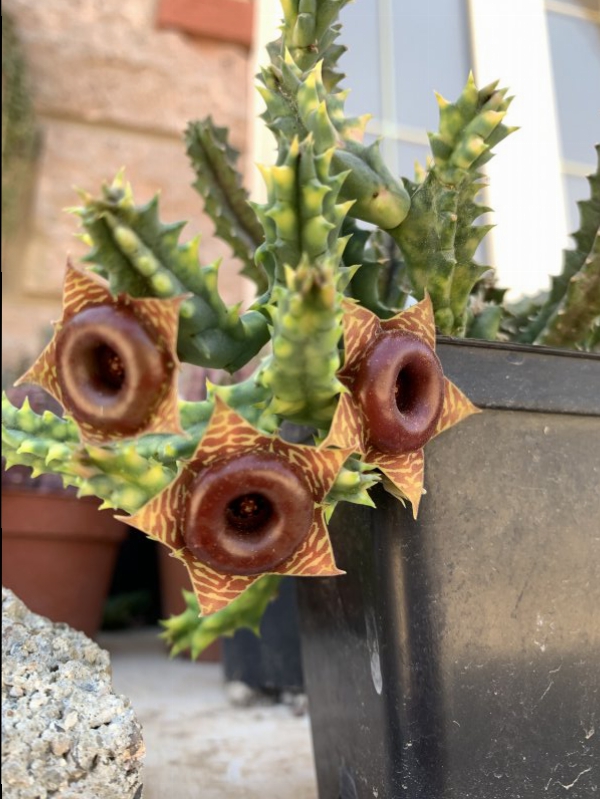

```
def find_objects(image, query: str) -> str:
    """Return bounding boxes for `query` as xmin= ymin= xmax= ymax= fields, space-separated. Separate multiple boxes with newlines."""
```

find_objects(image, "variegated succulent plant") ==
xmin=3 ymin=0 xmax=598 ymax=653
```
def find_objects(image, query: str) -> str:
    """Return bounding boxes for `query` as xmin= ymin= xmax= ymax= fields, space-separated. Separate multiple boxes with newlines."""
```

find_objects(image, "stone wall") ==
xmin=2 ymin=0 xmax=255 ymax=372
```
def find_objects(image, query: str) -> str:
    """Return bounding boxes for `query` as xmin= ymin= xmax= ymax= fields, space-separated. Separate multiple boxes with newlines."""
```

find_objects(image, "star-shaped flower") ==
xmin=123 ymin=396 xmax=351 ymax=615
xmin=16 ymin=262 xmax=184 ymax=444
xmin=322 ymin=296 xmax=479 ymax=516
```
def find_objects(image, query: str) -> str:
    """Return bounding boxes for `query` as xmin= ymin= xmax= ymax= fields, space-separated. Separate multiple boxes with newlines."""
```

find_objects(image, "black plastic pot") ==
xmin=298 ymin=340 xmax=600 ymax=799
xmin=223 ymin=577 xmax=304 ymax=693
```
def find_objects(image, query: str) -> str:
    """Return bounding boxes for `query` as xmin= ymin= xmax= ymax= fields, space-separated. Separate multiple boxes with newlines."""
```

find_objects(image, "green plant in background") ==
xmin=2 ymin=0 xmax=599 ymax=655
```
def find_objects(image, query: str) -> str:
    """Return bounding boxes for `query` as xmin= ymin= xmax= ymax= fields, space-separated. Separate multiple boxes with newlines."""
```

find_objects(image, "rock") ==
xmin=225 ymin=680 xmax=275 ymax=709
xmin=1 ymin=588 xmax=144 ymax=799
xmin=280 ymin=691 xmax=308 ymax=718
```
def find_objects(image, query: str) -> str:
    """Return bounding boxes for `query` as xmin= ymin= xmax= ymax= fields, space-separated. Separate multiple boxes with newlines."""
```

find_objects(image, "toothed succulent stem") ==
xmin=160 ymin=576 xmax=283 ymax=659
xmin=259 ymin=258 xmax=345 ymax=428
xmin=258 ymin=55 xmax=410 ymax=230
xmin=520 ymin=145 xmax=600 ymax=351
xmin=2 ymin=394 xmax=175 ymax=513
xmin=253 ymin=134 xmax=349 ymax=428
xmin=536 ymin=246 xmax=600 ymax=349
xmin=186 ymin=118 xmax=267 ymax=293
xmin=276 ymin=0 xmax=352 ymax=89
xmin=325 ymin=457 xmax=380 ymax=510
xmin=253 ymin=136 xmax=351 ymax=285
xmin=76 ymin=175 xmax=269 ymax=372
xmin=389 ymin=74 xmax=514 ymax=334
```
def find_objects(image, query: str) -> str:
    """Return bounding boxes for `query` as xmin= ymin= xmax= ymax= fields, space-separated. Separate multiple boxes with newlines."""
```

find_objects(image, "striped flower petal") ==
xmin=124 ymin=397 xmax=350 ymax=614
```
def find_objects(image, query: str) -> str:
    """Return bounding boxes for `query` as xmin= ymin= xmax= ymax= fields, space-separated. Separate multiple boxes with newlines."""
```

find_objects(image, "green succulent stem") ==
xmin=259 ymin=258 xmax=345 ymax=428
xmin=258 ymin=53 xmax=410 ymax=230
xmin=325 ymin=457 xmax=380 ymax=510
xmin=160 ymin=576 xmax=283 ymax=659
xmin=389 ymin=74 xmax=514 ymax=335
xmin=278 ymin=0 xmax=352 ymax=83
xmin=1 ymin=394 xmax=174 ymax=513
xmin=520 ymin=145 xmax=600 ymax=351
xmin=186 ymin=118 xmax=267 ymax=293
xmin=76 ymin=174 xmax=269 ymax=372
xmin=252 ymin=133 xmax=350 ymax=428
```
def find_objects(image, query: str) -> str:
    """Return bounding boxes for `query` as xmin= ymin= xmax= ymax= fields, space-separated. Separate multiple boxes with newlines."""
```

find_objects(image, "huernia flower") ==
xmin=124 ymin=396 xmax=351 ymax=614
xmin=323 ymin=295 xmax=479 ymax=516
xmin=16 ymin=262 xmax=183 ymax=444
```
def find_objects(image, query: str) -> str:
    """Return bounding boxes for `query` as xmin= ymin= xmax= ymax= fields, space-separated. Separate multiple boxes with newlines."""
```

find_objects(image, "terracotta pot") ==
xmin=2 ymin=489 xmax=127 ymax=638
xmin=158 ymin=545 xmax=222 ymax=662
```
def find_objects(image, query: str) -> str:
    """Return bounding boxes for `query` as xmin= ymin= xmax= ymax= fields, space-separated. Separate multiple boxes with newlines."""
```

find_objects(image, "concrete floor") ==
xmin=97 ymin=628 xmax=319 ymax=799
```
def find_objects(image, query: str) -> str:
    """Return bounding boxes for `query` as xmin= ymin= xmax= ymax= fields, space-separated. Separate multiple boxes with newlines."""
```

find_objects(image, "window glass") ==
xmin=392 ymin=0 xmax=472 ymax=130
xmin=565 ymin=173 xmax=594 ymax=234
xmin=546 ymin=12 xmax=600 ymax=164
xmin=338 ymin=3 xmax=382 ymax=120
xmin=396 ymin=141 xmax=431 ymax=181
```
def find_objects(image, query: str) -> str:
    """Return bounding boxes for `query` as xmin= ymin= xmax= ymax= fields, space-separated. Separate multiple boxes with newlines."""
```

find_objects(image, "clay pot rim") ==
xmin=2 ymin=489 xmax=128 ymax=541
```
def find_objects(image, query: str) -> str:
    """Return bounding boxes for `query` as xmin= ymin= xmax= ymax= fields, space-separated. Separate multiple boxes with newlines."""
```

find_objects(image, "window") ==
xmin=545 ymin=1 xmax=600 ymax=232
xmin=253 ymin=0 xmax=599 ymax=297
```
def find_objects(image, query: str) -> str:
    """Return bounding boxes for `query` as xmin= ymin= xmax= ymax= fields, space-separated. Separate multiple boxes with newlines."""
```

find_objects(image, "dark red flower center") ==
xmin=55 ymin=303 xmax=173 ymax=436
xmin=94 ymin=344 xmax=127 ymax=392
xmin=354 ymin=331 xmax=445 ymax=454
xmin=225 ymin=492 xmax=274 ymax=535
xmin=184 ymin=452 xmax=314 ymax=576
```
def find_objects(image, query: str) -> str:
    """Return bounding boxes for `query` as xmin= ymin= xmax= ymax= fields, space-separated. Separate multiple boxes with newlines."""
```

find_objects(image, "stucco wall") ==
xmin=2 ymin=0 xmax=254 ymax=372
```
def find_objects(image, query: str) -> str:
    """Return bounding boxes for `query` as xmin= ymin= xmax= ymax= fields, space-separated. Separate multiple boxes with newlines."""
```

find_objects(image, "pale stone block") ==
xmin=20 ymin=117 xmax=255 ymax=309
xmin=3 ymin=0 xmax=250 ymax=142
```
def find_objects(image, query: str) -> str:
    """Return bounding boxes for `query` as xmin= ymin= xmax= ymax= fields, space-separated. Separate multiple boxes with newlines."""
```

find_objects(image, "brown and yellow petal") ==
xmin=435 ymin=377 xmax=481 ymax=437
xmin=339 ymin=298 xmax=381 ymax=376
xmin=381 ymin=294 xmax=437 ymax=351
xmin=320 ymin=391 xmax=364 ymax=452
xmin=367 ymin=447 xmax=425 ymax=519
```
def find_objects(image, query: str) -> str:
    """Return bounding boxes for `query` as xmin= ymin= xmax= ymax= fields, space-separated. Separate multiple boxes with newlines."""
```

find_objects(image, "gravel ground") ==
xmin=97 ymin=628 xmax=318 ymax=799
